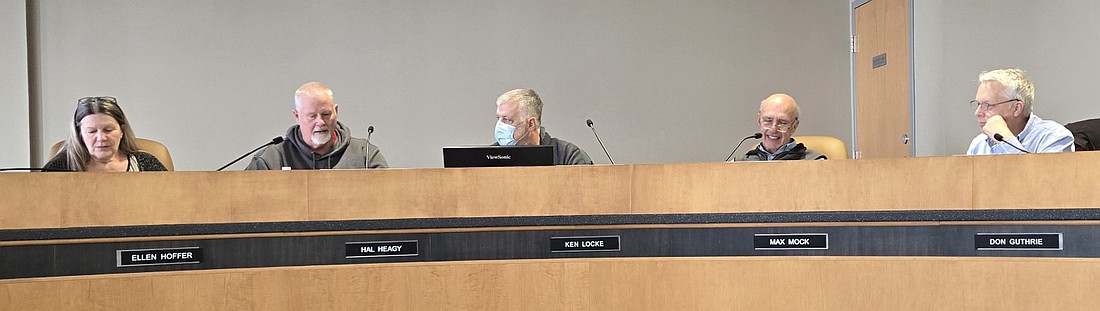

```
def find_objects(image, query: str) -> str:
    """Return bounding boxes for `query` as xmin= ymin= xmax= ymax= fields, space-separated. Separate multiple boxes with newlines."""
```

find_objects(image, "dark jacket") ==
xmin=246 ymin=121 xmax=388 ymax=170
xmin=494 ymin=127 xmax=593 ymax=165
xmin=734 ymin=142 xmax=827 ymax=161
xmin=1066 ymin=118 xmax=1100 ymax=151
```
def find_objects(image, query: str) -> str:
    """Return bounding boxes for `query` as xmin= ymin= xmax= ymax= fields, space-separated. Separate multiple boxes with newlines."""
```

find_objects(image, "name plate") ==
xmin=753 ymin=233 xmax=828 ymax=250
xmin=975 ymin=233 xmax=1062 ymax=251
xmin=116 ymin=247 xmax=202 ymax=267
xmin=550 ymin=235 xmax=621 ymax=253
xmin=346 ymin=240 xmax=419 ymax=258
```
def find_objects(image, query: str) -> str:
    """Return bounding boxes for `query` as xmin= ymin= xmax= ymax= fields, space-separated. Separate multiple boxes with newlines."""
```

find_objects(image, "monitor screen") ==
xmin=442 ymin=145 xmax=554 ymax=168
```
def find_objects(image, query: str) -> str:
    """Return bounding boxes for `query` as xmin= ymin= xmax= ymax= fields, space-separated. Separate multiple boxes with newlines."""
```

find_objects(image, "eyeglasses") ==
xmin=78 ymin=96 xmax=117 ymax=106
xmin=970 ymin=98 xmax=1018 ymax=111
xmin=759 ymin=117 xmax=795 ymax=133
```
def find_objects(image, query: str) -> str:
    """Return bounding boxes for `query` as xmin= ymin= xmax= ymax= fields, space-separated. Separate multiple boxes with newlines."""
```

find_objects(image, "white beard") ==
xmin=311 ymin=130 xmax=332 ymax=146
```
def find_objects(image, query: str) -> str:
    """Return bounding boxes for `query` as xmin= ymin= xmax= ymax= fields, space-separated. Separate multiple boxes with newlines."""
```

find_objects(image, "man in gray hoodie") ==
xmin=246 ymin=82 xmax=388 ymax=170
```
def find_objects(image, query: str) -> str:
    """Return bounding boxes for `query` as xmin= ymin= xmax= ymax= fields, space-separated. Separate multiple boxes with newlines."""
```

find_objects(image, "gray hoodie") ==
xmin=245 ymin=121 xmax=388 ymax=170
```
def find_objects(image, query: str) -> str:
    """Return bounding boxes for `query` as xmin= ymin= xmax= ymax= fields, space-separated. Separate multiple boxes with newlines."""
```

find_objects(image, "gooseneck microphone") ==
xmin=0 ymin=167 xmax=74 ymax=172
xmin=993 ymin=133 xmax=1031 ymax=153
xmin=367 ymin=125 xmax=374 ymax=141
xmin=724 ymin=133 xmax=763 ymax=162
xmin=217 ymin=137 xmax=285 ymax=171
xmin=586 ymin=119 xmax=616 ymax=164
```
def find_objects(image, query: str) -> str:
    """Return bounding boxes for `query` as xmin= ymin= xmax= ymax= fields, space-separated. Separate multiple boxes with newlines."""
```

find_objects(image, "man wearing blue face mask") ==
xmin=493 ymin=88 xmax=593 ymax=165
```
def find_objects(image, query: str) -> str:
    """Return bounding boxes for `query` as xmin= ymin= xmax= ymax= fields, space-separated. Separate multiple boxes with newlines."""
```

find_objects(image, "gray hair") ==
xmin=496 ymin=88 xmax=543 ymax=121
xmin=978 ymin=68 xmax=1034 ymax=114
xmin=294 ymin=82 xmax=335 ymax=110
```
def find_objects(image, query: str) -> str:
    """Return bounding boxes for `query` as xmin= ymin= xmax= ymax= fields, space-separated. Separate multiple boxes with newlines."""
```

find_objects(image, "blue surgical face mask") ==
xmin=495 ymin=120 xmax=517 ymax=146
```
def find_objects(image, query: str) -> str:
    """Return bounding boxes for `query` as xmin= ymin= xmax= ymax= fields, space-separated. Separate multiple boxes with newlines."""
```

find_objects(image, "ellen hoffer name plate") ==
xmin=753 ymin=233 xmax=828 ymax=250
xmin=346 ymin=240 xmax=419 ymax=258
xmin=117 ymin=247 xmax=202 ymax=267
xmin=975 ymin=233 xmax=1062 ymax=251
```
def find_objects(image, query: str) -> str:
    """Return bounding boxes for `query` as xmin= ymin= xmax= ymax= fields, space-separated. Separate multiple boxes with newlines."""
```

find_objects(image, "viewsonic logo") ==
xmin=486 ymin=155 xmax=512 ymax=160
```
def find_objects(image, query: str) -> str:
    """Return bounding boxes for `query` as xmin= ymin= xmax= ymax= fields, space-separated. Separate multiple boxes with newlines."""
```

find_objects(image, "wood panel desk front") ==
xmin=3 ymin=152 xmax=1098 ymax=229
xmin=3 ymin=152 xmax=1100 ymax=310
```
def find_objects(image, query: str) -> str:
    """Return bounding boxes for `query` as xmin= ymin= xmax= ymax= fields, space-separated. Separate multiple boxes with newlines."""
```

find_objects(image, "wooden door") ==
xmin=853 ymin=0 xmax=912 ymax=158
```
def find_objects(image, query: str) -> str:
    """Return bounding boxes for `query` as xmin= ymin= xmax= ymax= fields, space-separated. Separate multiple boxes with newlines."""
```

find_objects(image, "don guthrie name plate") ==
xmin=753 ymin=233 xmax=828 ymax=250
xmin=117 ymin=247 xmax=202 ymax=267
xmin=975 ymin=233 xmax=1062 ymax=251
xmin=346 ymin=240 xmax=419 ymax=258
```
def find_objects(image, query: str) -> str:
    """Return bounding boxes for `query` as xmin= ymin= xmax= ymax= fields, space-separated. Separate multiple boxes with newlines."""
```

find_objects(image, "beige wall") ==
xmin=0 ymin=0 xmax=30 ymax=168
xmin=913 ymin=0 xmax=1100 ymax=155
xmin=23 ymin=0 xmax=852 ymax=170
xmin=15 ymin=1 xmax=1096 ymax=169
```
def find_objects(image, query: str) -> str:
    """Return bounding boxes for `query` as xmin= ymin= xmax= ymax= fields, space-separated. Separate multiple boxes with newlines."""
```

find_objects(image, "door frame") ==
xmin=849 ymin=0 xmax=916 ymax=158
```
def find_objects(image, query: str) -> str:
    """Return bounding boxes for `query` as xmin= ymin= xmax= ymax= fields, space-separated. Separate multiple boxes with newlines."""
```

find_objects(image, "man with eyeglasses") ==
xmin=966 ymin=69 xmax=1073 ymax=155
xmin=733 ymin=93 xmax=826 ymax=161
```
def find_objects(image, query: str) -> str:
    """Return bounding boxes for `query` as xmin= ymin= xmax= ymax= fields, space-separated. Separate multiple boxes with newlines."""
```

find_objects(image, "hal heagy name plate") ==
xmin=346 ymin=240 xmax=419 ymax=258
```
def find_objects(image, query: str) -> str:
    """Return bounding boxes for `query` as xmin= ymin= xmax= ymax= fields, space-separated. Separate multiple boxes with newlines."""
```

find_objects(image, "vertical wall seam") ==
xmin=25 ymin=0 xmax=42 ymax=166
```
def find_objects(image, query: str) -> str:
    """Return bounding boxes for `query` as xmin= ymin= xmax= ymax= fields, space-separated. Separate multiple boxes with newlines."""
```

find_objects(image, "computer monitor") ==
xmin=442 ymin=145 xmax=554 ymax=168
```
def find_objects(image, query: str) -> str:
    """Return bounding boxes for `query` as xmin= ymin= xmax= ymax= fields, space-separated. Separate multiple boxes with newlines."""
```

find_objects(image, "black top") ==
xmin=1066 ymin=118 xmax=1100 ymax=151
xmin=739 ymin=142 xmax=828 ymax=161
xmin=43 ymin=151 xmax=167 ymax=172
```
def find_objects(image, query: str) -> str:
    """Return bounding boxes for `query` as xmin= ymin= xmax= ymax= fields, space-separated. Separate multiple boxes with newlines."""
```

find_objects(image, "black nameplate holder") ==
xmin=550 ymin=235 xmax=621 ymax=253
xmin=346 ymin=240 xmax=419 ymax=258
xmin=116 ymin=247 xmax=202 ymax=267
xmin=753 ymin=233 xmax=828 ymax=250
xmin=975 ymin=233 xmax=1063 ymax=251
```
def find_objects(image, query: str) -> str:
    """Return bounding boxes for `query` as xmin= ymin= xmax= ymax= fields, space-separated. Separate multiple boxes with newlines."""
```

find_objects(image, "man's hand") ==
xmin=982 ymin=115 xmax=1013 ymax=142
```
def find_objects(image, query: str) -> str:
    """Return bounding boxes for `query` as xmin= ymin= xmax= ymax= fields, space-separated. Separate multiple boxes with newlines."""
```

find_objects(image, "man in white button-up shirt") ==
xmin=966 ymin=68 xmax=1074 ymax=155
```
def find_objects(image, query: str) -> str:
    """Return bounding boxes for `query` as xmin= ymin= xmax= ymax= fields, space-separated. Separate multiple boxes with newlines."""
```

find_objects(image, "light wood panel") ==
xmin=0 ymin=173 xmax=63 ymax=229
xmin=0 ymin=171 xmax=314 ymax=229
xmin=227 ymin=170 xmax=310 ymax=222
xmin=855 ymin=0 xmax=884 ymax=158
xmin=58 ymin=172 xmax=232 ymax=228
xmin=3 ymin=257 xmax=1099 ymax=310
xmin=305 ymin=165 xmax=633 ymax=220
xmin=854 ymin=0 xmax=912 ymax=158
xmin=448 ymin=165 xmax=632 ymax=217
xmin=630 ymin=156 xmax=971 ymax=213
xmin=4 ymin=153 xmax=1100 ymax=229
xmin=971 ymin=152 xmax=1100 ymax=209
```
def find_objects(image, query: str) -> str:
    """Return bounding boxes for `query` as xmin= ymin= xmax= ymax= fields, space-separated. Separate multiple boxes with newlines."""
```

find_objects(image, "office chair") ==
xmin=49 ymin=138 xmax=175 ymax=171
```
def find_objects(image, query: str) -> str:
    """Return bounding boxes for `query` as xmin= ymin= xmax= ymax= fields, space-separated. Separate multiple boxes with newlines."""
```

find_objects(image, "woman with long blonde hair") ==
xmin=44 ymin=96 xmax=166 ymax=172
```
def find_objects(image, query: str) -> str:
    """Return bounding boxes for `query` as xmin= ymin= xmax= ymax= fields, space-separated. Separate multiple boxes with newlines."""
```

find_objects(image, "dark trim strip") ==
xmin=4 ymin=209 xmax=1100 ymax=242
xmin=4 ymin=224 xmax=1098 ymax=279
